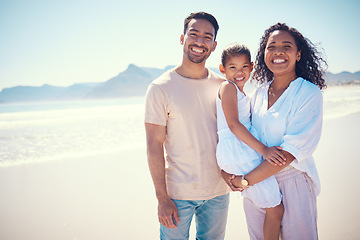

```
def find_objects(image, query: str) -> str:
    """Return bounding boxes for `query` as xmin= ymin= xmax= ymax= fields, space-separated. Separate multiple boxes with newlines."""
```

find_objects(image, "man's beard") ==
xmin=187 ymin=54 xmax=207 ymax=64
xmin=186 ymin=45 xmax=210 ymax=64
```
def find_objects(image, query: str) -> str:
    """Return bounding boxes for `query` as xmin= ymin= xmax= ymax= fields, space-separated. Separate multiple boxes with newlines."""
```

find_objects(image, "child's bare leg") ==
xmin=264 ymin=202 xmax=284 ymax=240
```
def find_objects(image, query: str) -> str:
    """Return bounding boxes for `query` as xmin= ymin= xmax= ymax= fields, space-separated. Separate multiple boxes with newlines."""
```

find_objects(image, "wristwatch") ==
xmin=241 ymin=175 xmax=249 ymax=187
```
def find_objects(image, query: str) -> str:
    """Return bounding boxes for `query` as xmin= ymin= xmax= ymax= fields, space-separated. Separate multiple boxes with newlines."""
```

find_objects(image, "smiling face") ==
xmin=180 ymin=18 xmax=217 ymax=64
xmin=220 ymin=54 xmax=253 ymax=91
xmin=264 ymin=30 xmax=301 ymax=79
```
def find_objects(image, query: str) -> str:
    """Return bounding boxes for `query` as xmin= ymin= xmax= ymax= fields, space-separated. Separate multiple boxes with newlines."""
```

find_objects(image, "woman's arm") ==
xmin=222 ymin=150 xmax=294 ymax=190
xmin=221 ymin=82 xmax=285 ymax=164
xmin=245 ymin=150 xmax=295 ymax=185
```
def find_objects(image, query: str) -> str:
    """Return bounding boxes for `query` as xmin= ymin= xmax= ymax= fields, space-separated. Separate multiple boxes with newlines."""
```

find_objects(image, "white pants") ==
xmin=243 ymin=166 xmax=318 ymax=240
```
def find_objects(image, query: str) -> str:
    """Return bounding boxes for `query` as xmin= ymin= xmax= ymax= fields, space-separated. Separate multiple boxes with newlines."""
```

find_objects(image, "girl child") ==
xmin=216 ymin=43 xmax=286 ymax=240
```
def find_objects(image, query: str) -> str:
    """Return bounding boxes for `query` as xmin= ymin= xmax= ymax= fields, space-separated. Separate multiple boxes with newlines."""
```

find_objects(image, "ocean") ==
xmin=1 ymin=85 xmax=359 ymax=166
xmin=0 ymin=97 xmax=146 ymax=166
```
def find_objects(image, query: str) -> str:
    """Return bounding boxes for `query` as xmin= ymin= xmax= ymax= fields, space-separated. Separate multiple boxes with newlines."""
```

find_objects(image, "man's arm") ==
xmin=145 ymin=123 xmax=179 ymax=228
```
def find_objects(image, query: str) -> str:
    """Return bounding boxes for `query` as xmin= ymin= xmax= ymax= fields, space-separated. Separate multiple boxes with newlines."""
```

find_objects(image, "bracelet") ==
xmin=241 ymin=175 xmax=249 ymax=188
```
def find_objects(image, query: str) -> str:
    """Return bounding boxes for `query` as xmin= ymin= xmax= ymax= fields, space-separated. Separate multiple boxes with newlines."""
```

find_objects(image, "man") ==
xmin=145 ymin=12 xmax=230 ymax=239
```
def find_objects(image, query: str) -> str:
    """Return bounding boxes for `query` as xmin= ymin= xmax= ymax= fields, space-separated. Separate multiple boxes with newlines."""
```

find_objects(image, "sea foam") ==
xmin=0 ymin=85 xmax=359 ymax=165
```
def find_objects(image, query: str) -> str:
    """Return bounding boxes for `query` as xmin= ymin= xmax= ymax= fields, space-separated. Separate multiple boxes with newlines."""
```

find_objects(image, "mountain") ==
xmin=0 ymin=84 xmax=66 ymax=103
xmin=0 ymin=64 xmax=170 ymax=103
xmin=325 ymin=71 xmax=360 ymax=85
xmin=59 ymin=82 xmax=100 ymax=99
xmin=0 ymin=83 xmax=101 ymax=103
xmin=85 ymin=64 xmax=161 ymax=99
xmin=0 ymin=65 xmax=358 ymax=103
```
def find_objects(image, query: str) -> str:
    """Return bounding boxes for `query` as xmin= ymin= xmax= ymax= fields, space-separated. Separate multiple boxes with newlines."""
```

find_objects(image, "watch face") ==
xmin=241 ymin=179 xmax=248 ymax=186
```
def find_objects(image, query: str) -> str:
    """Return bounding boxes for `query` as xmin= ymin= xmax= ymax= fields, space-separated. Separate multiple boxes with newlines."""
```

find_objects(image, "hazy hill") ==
xmin=0 ymin=84 xmax=66 ymax=102
xmin=59 ymin=82 xmax=100 ymax=100
xmin=0 ymin=83 xmax=100 ymax=103
xmin=0 ymin=64 xmax=170 ymax=103
xmin=325 ymin=71 xmax=360 ymax=85
xmin=85 ymin=64 xmax=162 ymax=99
xmin=0 ymin=64 xmax=358 ymax=103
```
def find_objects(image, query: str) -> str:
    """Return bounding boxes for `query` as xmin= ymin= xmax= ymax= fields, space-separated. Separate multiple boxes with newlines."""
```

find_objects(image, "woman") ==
xmin=222 ymin=23 xmax=327 ymax=240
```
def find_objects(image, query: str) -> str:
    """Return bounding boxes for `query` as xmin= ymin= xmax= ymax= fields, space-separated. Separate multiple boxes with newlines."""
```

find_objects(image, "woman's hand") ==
xmin=263 ymin=146 xmax=286 ymax=166
xmin=221 ymin=170 xmax=244 ymax=192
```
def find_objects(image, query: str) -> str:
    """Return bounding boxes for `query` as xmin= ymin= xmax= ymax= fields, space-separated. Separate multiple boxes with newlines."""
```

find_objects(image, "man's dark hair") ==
xmin=183 ymin=12 xmax=219 ymax=40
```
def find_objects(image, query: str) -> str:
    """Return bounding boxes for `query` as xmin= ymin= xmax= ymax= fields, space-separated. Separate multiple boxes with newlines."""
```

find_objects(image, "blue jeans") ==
xmin=160 ymin=193 xmax=229 ymax=240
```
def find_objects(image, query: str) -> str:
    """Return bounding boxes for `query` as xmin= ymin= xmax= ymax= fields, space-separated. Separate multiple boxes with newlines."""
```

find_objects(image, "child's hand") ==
xmin=263 ymin=146 xmax=286 ymax=166
xmin=230 ymin=175 xmax=249 ymax=191
xmin=220 ymin=170 xmax=244 ymax=192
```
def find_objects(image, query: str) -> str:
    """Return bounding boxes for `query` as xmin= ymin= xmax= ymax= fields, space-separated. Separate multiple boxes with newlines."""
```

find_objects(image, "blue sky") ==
xmin=0 ymin=0 xmax=359 ymax=90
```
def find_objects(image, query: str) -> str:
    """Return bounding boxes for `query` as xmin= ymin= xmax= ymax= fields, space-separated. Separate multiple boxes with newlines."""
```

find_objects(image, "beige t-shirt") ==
xmin=145 ymin=68 xmax=230 ymax=200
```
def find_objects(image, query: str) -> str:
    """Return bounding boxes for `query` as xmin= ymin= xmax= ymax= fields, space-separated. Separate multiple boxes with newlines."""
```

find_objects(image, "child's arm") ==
xmin=220 ymin=82 xmax=286 ymax=165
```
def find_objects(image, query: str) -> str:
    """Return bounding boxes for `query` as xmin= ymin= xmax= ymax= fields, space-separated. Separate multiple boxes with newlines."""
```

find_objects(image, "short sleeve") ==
xmin=144 ymin=83 xmax=168 ymax=126
xmin=281 ymin=88 xmax=323 ymax=163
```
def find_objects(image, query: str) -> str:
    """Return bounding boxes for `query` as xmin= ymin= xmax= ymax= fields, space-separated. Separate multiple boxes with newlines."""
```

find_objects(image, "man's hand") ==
xmin=158 ymin=197 xmax=180 ymax=228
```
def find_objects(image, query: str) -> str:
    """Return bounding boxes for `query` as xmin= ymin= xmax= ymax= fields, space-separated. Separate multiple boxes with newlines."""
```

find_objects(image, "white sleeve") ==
xmin=281 ymin=88 xmax=323 ymax=163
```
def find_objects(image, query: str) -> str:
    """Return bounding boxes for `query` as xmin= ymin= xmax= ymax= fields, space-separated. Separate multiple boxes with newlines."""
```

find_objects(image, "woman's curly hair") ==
xmin=252 ymin=23 xmax=327 ymax=90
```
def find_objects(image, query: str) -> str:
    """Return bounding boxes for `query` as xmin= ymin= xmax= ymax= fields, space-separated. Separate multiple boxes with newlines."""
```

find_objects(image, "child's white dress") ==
xmin=216 ymin=81 xmax=282 ymax=208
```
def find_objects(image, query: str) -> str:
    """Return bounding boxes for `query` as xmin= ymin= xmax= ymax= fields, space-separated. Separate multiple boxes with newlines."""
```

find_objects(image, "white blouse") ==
xmin=251 ymin=77 xmax=323 ymax=196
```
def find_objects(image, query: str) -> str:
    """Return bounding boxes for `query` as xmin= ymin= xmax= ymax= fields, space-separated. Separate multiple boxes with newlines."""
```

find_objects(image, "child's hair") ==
xmin=221 ymin=43 xmax=251 ymax=67
xmin=252 ymin=23 xmax=327 ymax=89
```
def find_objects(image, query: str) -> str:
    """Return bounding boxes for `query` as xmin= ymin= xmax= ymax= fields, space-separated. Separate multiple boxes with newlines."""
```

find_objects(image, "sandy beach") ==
xmin=0 ymin=113 xmax=359 ymax=240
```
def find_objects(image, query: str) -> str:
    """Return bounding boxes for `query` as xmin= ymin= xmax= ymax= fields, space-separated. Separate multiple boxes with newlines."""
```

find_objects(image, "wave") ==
xmin=323 ymin=85 xmax=360 ymax=119
xmin=0 ymin=86 xmax=359 ymax=165
xmin=0 ymin=99 xmax=145 ymax=165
